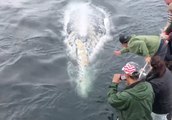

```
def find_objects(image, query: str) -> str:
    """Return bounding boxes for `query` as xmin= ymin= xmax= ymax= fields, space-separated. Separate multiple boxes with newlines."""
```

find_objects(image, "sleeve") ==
xmin=165 ymin=23 xmax=172 ymax=35
xmin=107 ymin=83 xmax=130 ymax=110
xmin=164 ymin=12 xmax=172 ymax=34
xmin=168 ymin=12 xmax=172 ymax=24
xmin=120 ymin=48 xmax=129 ymax=54
xmin=129 ymin=41 xmax=149 ymax=57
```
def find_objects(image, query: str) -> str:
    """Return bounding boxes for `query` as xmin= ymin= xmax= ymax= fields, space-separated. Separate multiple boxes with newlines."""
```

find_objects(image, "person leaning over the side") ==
xmin=160 ymin=3 xmax=172 ymax=70
xmin=146 ymin=55 xmax=172 ymax=120
xmin=114 ymin=34 xmax=167 ymax=63
xmin=160 ymin=21 xmax=172 ymax=69
xmin=107 ymin=62 xmax=154 ymax=120
xmin=161 ymin=0 xmax=172 ymax=33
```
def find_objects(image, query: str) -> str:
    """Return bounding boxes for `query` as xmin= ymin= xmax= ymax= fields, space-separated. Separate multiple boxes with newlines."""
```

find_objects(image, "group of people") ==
xmin=107 ymin=0 xmax=172 ymax=120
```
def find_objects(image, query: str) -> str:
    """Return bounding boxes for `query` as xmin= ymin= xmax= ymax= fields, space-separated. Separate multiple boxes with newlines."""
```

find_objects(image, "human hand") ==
xmin=160 ymin=32 xmax=169 ymax=40
xmin=114 ymin=50 xmax=121 ymax=56
xmin=145 ymin=56 xmax=151 ymax=63
xmin=112 ymin=74 xmax=121 ymax=84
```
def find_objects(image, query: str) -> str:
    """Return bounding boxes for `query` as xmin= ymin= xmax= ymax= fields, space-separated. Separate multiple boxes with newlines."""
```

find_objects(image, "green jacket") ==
xmin=107 ymin=81 xmax=154 ymax=120
xmin=120 ymin=35 xmax=161 ymax=57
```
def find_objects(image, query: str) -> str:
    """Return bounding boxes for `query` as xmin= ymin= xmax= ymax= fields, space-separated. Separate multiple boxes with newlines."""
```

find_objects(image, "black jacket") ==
xmin=146 ymin=68 xmax=172 ymax=114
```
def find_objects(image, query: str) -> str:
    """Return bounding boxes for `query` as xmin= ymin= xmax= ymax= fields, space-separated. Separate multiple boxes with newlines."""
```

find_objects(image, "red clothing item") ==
xmin=165 ymin=0 xmax=172 ymax=5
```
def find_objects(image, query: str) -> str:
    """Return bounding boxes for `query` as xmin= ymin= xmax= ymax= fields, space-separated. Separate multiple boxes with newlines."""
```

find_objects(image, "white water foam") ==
xmin=63 ymin=2 xmax=112 ymax=98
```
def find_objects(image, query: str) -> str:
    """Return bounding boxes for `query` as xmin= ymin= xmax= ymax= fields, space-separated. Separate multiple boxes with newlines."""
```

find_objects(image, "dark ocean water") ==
xmin=0 ymin=0 xmax=167 ymax=120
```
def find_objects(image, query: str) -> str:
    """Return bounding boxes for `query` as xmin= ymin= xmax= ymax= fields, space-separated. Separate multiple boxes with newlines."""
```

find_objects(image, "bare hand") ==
xmin=114 ymin=50 xmax=121 ymax=56
xmin=160 ymin=32 xmax=169 ymax=40
xmin=112 ymin=74 xmax=121 ymax=84
xmin=145 ymin=56 xmax=151 ymax=63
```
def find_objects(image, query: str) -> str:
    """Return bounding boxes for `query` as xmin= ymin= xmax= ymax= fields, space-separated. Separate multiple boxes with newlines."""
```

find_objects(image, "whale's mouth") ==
xmin=63 ymin=2 xmax=111 ymax=98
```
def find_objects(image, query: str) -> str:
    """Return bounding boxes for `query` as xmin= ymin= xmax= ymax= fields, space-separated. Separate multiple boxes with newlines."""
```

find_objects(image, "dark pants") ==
xmin=165 ymin=40 xmax=172 ymax=61
xmin=164 ymin=40 xmax=172 ymax=70
xmin=155 ymin=40 xmax=167 ymax=60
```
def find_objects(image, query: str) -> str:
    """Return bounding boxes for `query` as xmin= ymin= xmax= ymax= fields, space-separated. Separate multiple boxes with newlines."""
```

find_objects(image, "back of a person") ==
xmin=145 ymin=55 xmax=172 ymax=120
xmin=118 ymin=81 xmax=154 ymax=120
xmin=149 ymin=68 xmax=172 ymax=114
xmin=128 ymin=35 xmax=160 ymax=56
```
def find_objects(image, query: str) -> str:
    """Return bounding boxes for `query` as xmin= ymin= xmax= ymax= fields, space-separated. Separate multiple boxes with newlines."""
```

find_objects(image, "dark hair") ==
xmin=129 ymin=71 xmax=140 ymax=80
xmin=119 ymin=34 xmax=131 ymax=44
xmin=151 ymin=56 xmax=166 ymax=77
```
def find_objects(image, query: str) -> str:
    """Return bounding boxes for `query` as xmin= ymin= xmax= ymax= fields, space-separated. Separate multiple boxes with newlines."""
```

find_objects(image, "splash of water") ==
xmin=64 ymin=2 xmax=111 ymax=98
